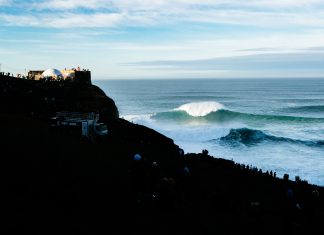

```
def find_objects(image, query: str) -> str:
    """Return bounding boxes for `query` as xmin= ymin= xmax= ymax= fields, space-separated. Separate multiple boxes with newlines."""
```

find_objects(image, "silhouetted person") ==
xmin=202 ymin=149 xmax=208 ymax=156
xmin=287 ymin=189 xmax=294 ymax=200
xmin=295 ymin=176 xmax=301 ymax=183
xmin=309 ymin=189 xmax=320 ymax=218
xmin=312 ymin=190 xmax=319 ymax=200
xmin=148 ymin=161 xmax=160 ymax=192
xmin=131 ymin=153 xmax=146 ymax=202
xmin=183 ymin=166 xmax=190 ymax=177
xmin=157 ymin=177 xmax=176 ymax=211
xmin=179 ymin=149 xmax=184 ymax=157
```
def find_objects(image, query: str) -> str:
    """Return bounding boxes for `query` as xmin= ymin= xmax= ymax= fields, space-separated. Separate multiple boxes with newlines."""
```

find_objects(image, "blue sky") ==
xmin=1 ymin=0 xmax=324 ymax=79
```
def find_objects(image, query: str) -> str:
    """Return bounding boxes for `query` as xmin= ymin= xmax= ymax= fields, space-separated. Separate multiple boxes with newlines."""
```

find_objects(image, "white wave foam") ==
xmin=175 ymin=101 xmax=225 ymax=117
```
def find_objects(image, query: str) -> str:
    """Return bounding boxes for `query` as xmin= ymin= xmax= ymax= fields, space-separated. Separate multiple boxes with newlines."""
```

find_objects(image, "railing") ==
xmin=56 ymin=111 xmax=99 ymax=121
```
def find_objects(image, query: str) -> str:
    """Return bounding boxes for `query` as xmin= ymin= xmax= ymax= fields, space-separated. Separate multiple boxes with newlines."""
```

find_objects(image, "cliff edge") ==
xmin=1 ymin=76 xmax=324 ymax=235
xmin=0 ymin=77 xmax=119 ymax=120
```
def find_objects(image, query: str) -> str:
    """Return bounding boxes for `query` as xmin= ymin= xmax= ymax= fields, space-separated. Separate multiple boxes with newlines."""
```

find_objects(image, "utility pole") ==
xmin=0 ymin=63 xmax=2 ymax=73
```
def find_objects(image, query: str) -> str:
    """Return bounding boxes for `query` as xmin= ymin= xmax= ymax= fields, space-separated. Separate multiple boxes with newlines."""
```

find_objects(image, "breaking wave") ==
xmin=174 ymin=101 xmax=224 ymax=117
xmin=152 ymin=102 xmax=324 ymax=124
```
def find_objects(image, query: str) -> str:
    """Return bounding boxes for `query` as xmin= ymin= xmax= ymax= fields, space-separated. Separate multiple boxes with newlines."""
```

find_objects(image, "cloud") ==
xmin=0 ymin=48 xmax=17 ymax=55
xmin=238 ymin=46 xmax=324 ymax=53
xmin=238 ymin=48 xmax=281 ymax=52
xmin=33 ymin=0 xmax=324 ymax=11
xmin=0 ymin=0 xmax=10 ymax=6
xmin=132 ymin=52 xmax=324 ymax=72
xmin=2 ymin=0 xmax=324 ymax=79
xmin=305 ymin=47 xmax=324 ymax=52
xmin=35 ymin=0 xmax=109 ymax=10
xmin=86 ymin=0 xmax=324 ymax=11
xmin=0 ymin=12 xmax=124 ymax=28
xmin=0 ymin=0 xmax=323 ymax=29
xmin=0 ymin=38 xmax=46 ymax=43
xmin=126 ymin=51 xmax=324 ymax=78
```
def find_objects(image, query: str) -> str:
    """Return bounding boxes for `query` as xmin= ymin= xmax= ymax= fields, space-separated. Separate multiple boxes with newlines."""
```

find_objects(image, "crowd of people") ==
xmin=129 ymin=148 xmax=322 ymax=232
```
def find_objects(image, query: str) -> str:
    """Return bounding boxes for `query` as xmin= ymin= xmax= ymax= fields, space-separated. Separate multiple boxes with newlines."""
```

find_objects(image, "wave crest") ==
xmin=175 ymin=101 xmax=224 ymax=117
xmin=152 ymin=109 xmax=324 ymax=124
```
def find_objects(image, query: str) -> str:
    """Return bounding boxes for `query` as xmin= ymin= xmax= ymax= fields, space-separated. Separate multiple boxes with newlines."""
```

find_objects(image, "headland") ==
xmin=1 ymin=70 xmax=324 ymax=234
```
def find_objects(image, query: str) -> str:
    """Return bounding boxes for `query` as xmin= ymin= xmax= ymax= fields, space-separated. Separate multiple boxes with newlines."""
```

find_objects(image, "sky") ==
xmin=1 ymin=0 xmax=324 ymax=79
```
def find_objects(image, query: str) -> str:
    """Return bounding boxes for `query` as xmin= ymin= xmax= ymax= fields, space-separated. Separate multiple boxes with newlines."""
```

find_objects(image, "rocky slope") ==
xmin=0 ymin=77 xmax=119 ymax=120
xmin=1 ymin=77 xmax=324 ymax=234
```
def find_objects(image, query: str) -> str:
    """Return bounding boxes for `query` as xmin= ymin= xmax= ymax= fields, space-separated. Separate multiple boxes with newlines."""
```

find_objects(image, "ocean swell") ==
xmin=152 ymin=107 xmax=324 ymax=124
xmin=218 ymin=128 xmax=324 ymax=147
xmin=286 ymin=105 xmax=324 ymax=113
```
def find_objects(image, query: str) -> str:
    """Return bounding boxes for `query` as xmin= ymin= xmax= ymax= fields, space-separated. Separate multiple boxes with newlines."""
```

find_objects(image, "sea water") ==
xmin=94 ymin=79 xmax=324 ymax=186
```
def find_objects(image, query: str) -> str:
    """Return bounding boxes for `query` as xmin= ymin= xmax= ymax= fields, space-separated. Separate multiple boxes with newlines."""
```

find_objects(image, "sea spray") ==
xmin=175 ymin=101 xmax=224 ymax=117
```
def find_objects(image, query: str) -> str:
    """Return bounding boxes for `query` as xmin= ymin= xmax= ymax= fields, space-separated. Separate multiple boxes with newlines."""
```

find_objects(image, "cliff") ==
xmin=1 ymin=76 xmax=324 ymax=234
xmin=0 ymin=77 xmax=119 ymax=120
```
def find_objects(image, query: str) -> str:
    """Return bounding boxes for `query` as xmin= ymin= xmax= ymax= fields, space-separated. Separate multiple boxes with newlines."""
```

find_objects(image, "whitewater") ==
xmin=95 ymin=79 xmax=324 ymax=186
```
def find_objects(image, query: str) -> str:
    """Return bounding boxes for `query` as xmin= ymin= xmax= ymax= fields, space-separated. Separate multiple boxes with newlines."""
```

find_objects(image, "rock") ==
xmin=0 ymin=78 xmax=119 ymax=120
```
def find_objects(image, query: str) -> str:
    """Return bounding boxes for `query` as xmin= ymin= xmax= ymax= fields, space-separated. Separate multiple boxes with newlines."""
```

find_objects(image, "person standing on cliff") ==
xmin=131 ymin=154 xmax=146 ymax=202
xmin=148 ymin=161 xmax=160 ymax=192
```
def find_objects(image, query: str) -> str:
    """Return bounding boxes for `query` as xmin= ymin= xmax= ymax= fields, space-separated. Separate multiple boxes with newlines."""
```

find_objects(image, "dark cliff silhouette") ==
xmin=0 ymin=74 xmax=324 ymax=234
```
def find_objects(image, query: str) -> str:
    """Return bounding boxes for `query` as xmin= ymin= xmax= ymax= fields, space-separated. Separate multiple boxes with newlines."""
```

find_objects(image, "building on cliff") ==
xmin=51 ymin=111 xmax=107 ymax=137
xmin=27 ymin=67 xmax=92 ymax=84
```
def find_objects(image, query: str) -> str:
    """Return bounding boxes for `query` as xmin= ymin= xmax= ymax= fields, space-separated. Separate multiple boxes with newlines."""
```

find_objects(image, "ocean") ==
xmin=94 ymin=79 xmax=324 ymax=186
